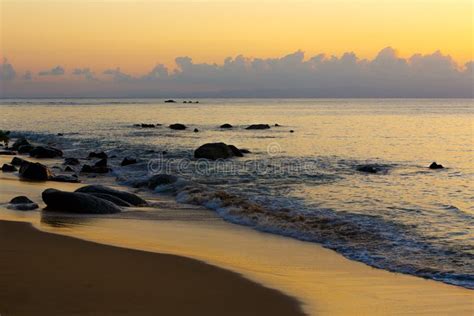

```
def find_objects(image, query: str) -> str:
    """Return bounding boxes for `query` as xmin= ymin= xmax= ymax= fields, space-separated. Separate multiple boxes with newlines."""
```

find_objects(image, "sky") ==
xmin=0 ymin=0 xmax=473 ymax=97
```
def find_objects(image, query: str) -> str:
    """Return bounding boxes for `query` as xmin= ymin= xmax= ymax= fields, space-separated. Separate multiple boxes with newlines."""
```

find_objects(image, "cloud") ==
xmin=73 ymin=68 xmax=96 ymax=81
xmin=22 ymin=71 xmax=32 ymax=80
xmin=1 ymin=58 xmax=16 ymax=81
xmin=1 ymin=48 xmax=472 ymax=98
xmin=38 ymin=66 xmax=65 ymax=76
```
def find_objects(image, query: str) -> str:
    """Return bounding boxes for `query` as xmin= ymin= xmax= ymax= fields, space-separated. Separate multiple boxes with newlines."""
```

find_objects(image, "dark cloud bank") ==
xmin=1 ymin=48 xmax=473 ymax=98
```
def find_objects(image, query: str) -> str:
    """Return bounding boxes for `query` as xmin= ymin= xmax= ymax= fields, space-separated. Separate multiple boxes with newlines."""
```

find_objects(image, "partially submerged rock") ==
xmin=19 ymin=161 xmax=52 ymax=181
xmin=429 ymin=162 xmax=444 ymax=169
xmin=64 ymin=157 xmax=80 ymax=165
xmin=164 ymin=99 xmax=176 ymax=103
xmin=121 ymin=157 xmax=137 ymax=166
xmin=140 ymin=123 xmax=156 ymax=128
xmin=220 ymin=123 xmax=233 ymax=129
xmin=11 ymin=138 xmax=31 ymax=151
xmin=85 ymin=193 xmax=132 ymax=207
xmin=2 ymin=164 xmax=17 ymax=172
xmin=49 ymin=175 xmax=81 ymax=183
xmin=8 ymin=196 xmax=39 ymax=211
xmin=148 ymin=174 xmax=178 ymax=189
xmin=42 ymin=188 xmax=122 ymax=214
xmin=194 ymin=142 xmax=243 ymax=160
xmin=11 ymin=157 xmax=27 ymax=166
xmin=169 ymin=123 xmax=187 ymax=130
xmin=356 ymin=165 xmax=380 ymax=174
xmin=80 ymin=165 xmax=110 ymax=174
xmin=18 ymin=144 xmax=34 ymax=154
xmin=88 ymin=151 xmax=108 ymax=159
xmin=246 ymin=124 xmax=270 ymax=130
xmin=29 ymin=146 xmax=63 ymax=158
xmin=94 ymin=158 xmax=108 ymax=168
xmin=0 ymin=150 xmax=17 ymax=155
xmin=75 ymin=185 xmax=147 ymax=206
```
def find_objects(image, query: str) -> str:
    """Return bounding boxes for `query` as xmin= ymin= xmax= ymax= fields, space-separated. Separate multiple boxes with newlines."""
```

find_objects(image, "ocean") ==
xmin=1 ymin=98 xmax=473 ymax=288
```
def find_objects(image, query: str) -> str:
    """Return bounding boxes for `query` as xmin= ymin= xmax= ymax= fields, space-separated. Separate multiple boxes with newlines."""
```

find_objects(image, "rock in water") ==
xmin=121 ymin=157 xmax=138 ymax=166
xmin=246 ymin=124 xmax=270 ymax=130
xmin=0 ymin=150 xmax=17 ymax=155
xmin=194 ymin=128 xmax=199 ymax=133
xmin=8 ymin=196 xmax=39 ymax=211
xmin=85 ymin=193 xmax=132 ymax=207
xmin=220 ymin=123 xmax=233 ymax=129
xmin=42 ymin=188 xmax=122 ymax=214
xmin=64 ymin=157 xmax=80 ymax=165
xmin=80 ymin=165 xmax=110 ymax=174
xmin=18 ymin=144 xmax=34 ymax=154
xmin=11 ymin=157 xmax=27 ymax=166
xmin=75 ymin=185 xmax=147 ymax=206
xmin=19 ymin=162 xmax=52 ymax=180
xmin=194 ymin=142 xmax=243 ymax=160
xmin=2 ymin=164 xmax=17 ymax=172
xmin=11 ymin=138 xmax=31 ymax=151
xmin=94 ymin=158 xmax=108 ymax=168
xmin=164 ymin=99 xmax=176 ymax=103
xmin=356 ymin=165 xmax=379 ymax=174
xmin=49 ymin=175 xmax=81 ymax=183
xmin=429 ymin=162 xmax=444 ymax=169
xmin=147 ymin=174 xmax=178 ymax=189
xmin=29 ymin=146 xmax=63 ymax=158
xmin=88 ymin=151 xmax=108 ymax=159
xmin=169 ymin=123 xmax=187 ymax=130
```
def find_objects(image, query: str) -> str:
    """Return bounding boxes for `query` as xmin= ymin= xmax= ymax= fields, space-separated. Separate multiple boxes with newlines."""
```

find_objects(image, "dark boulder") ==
xmin=11 ymin=157 xmax=27 ymax=166
xmin=356 ymin=165 xmax=379 ymax=174
xmin=194 ymin=142 xmax=242 ymax=160
xmin=75 ymin=185 xmax=147 ymax=206
xmin=429 ymin=162 xmax=444 ymax=169
xmin=121 ymin=157 xmax=137 ymax=166
xmin=194 ymin=128 xmax=199 ymax=133
xmin=29 ymin=146 xmax=63 ymax=158
xmin=64 ymin=157 xmax=80 ymax=165
xmin=49 ymin=175 xmax=80 ymax=183
xmin=8 ymin=196 xmax=39 ymax=211
xmin=18 ymin=144 xmax=34 ymax=154
xmin=64 ymin=166 xmax=74 ymax=172
xmin=148 ymin=174 xmax=178 ymax=189
xmin=85 ymin=193 xmax=132 ymax=207
xmin=94 ymin=158 xmax=108 ymax=168
xmin=275 ymin=123 xmax=280 ymax=127
xmin=164 ymin=99 xmax=177 ymax=103
xmin=246 ymin=124 xmax=270 ymax=130
xmin=42 ymin=188 xmax=122 ymax=214
xmin=169 ymin=123 xmax=187 ymax=130
xmin=80 ymin=165 xmax=110 ymax=174
xmin=220 ymin=124 xmax=233 ymax=129
xmin=290 ymin=130 xmax=294 ymax=133
xmin=19 ymin=162 xmax=52 ymax=180
xmin=88 ymin=151 xmax=108 ymax=159
xmin=11 ymin=138 xmax=31 ymax=151
xmin=228 ymin=145 xmax=244 ymax=157
xmin=57 ymin=133 xmax=63 ymax=136
xmin=2 ymin=164 xmax=17 ymax=172
xmin=141 ymin=124 xmax=155 ymax=128
xmin=0 ymin=150 xmax=17 ymax=155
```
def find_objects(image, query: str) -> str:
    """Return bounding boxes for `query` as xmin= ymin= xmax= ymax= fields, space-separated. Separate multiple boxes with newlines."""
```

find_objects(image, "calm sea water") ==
xmin=1 ymin=98 xmax=473 ymax=288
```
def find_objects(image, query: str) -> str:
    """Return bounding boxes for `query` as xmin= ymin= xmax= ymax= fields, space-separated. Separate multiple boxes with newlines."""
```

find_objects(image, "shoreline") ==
xmin=1 ymin=156 xmax=473 ymax=315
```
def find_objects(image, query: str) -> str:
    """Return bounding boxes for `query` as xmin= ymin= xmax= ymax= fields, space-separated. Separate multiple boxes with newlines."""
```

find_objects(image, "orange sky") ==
xmin=1 ymin=0 xmax=472 ymax=74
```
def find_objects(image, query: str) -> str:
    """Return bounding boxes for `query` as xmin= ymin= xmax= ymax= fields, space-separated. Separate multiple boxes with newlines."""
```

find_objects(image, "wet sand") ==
xmin=0 ymin=220 xmax=303 ymax=316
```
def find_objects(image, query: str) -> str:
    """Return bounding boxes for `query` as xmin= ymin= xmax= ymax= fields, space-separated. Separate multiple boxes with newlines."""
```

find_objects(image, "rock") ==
xmin=147 ymin=174 xmax=178 ymax=189
xmin=94 ymin=158 xmax=108 ymax=168
xmin=195 ymin=101 xmax=199 ymax=104
xmin=88 ymin=151 xmax=108 ymax=159
xmin=75 ymin=185 xmax=147 ymax=206
xmin=240 ymin=149 xmax=251 ymax=154
xmin=86 ymin=193 xmax=132 ymax=207
xmin=169 ymin=123 xmax=187 ymax=130
xmin=275 ymin=123 xmax=280 ymax=127
xmin=8 ymin=196 xmax=38 ymax=211
xmin=356 ymin=165 xmax=379 ymax=174
xmin=11 ymin=157 xmax=27 ymax=166
xmin=0 ymin=150 xmax=17 ymax=155
xmin=49 ymin=175 xmax=81 ymax=183
xmin=57 ymin=133 xmax=64 ymax=136
xmin=19 ymin=162 xmax=52 ymax=180
xmin=121 ymin=157 xmax=137 ymax=166
xmin=220 ymin=123 xmax=233 ymax=129
xmin=290 ymin=130 xmax=294 ymax=133
xmin=80 ymin=165 xmax=110 ymax=174
xmin=64 ymin=157 xmax=80 ymax=165
xmin=2 ymin=164 xmax=17 ymax=172
xmin=194 ymin=142 xmax=242 ymax=160
xmin=228 ymin=145 xmax=244 ymax=157
xmin=42 ymin=188 xmax=122 ymax=214
xmin=18 ymin=144 xmax=34 ymax=154
xmin=64 ymin=166 xmax=74 ymax=172
xmin=429 ymin=162 xmax=444 ymax=169
xmin=11 ymin=138 xmax=31 ymax=150
xmin=246 ymin=124 xmax=270 ymax=130
xmin=164 ymin=99 xmax=177 ymax=103
xmin=29 ymin=146 xmax=63 ymax=158
xmin=193 ymin=128 xmax=199 ymax=133
xmin=10 ymin=196 xmax=35 ymax=204
xmin=141 ymin=124 xmax=155 ymax=128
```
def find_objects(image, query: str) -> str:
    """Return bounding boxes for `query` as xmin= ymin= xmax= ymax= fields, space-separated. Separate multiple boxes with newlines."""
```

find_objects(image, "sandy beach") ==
xmin=0 ymin=155 xmax=473 ymax=315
